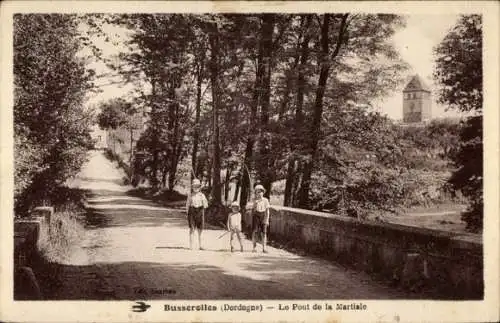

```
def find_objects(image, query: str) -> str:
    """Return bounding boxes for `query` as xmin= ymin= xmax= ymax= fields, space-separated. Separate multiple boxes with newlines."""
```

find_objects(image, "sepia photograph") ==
xmin=1 ymin=1 xmax=498 ymax=322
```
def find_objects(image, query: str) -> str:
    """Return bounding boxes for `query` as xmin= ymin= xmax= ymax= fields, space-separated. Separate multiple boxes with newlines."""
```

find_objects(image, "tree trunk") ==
xmin=166 ymin=82 xmax=177 ymax=184
xmin=168 ymin=133 xmax=182 ymax=192
xmin=168 ymin=164 xmax=177 ymax=191
xmin=233 ymin=172 xmax=241 ymax=202
xmin=295 ymin=15 xmax=312 ymax=128
xmin=169 ymin=94 xmax=181 ymax=192
xmin=162 ymin=166 xmax=168 ymax=189
xmin=129 ymin=125 xmax=134 ymax=166
xmin=284 ymin=159 xmax=295 ymax=206
xmin=284 ymin=14 xmax=313 ymax=206
xmin=297 ymin=14 xmax=348 ymax=208
xmin=191 ymin=55 xmax=204 ymax=182
xmin=209 ymin=25 xmax=222 ymax=205
xmin=258 ymin=14 xmax=276 ymax=199
xmin=206 ymin=158 xmax=212 ymax=187
xmin=150 ymin=81 xmax=159 ymax=190
xmin=291 ymin=162 xmax=302 ymax=207
xmin=240 ymin=18 xmax=266 ymax=209
xmin=224 ymin=165 xmax=233 ymax=204
xmin=240 ymin=140 xmax=254 ymax=209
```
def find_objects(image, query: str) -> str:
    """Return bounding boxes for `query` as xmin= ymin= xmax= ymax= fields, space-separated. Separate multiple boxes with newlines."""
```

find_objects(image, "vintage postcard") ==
xmin=1 ymin=1 xmax=498 ymax=322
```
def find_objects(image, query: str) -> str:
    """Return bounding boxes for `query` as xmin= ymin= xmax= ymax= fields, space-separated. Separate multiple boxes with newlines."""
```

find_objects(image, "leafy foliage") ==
xmin=14 ymin=125 xmax=46 ymax=204
xmin=310 ymin=106 xmax=461 ymax=217
xmin=434 ymin=15 xmax=482 ymax=113
xmin=434 ymin=15 xmax=483 ymax=232
xmin=14 ymin=14 xmax=95 ymax=213
xmin=103 ymin=14 xmax=198 ymax=190
xmin=97 ymin=98 xmax=137 ymax=130
xmin=89 ymin=14 xmax=465 ymax=223
xmin=449 ymin=116 xmax=483 ymax=232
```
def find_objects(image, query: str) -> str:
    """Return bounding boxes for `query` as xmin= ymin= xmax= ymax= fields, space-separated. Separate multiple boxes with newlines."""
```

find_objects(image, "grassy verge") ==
xmin=22 ymin=187 xmax=88 ymax=299
xmin=40 ymin=202 xmax=85 ymax=263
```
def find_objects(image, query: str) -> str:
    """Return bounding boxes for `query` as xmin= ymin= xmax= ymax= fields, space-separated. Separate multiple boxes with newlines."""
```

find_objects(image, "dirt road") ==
xmin=43 ymin=150 xmax=414 ymax=300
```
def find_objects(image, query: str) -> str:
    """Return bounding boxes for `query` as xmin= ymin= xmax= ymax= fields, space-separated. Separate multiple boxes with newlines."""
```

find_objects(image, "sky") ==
xmin=378 ymin=14 xmax=462 ymax=120
xmin=86 ymin=14 xmax=463 ymax=121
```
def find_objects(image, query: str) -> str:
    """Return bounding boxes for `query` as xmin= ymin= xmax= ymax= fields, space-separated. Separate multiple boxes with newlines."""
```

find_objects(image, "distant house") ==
xmin=402 ymin=74 xmax=432 ymax=124
xmin=90 ymin=126 xmax=107 ymax=149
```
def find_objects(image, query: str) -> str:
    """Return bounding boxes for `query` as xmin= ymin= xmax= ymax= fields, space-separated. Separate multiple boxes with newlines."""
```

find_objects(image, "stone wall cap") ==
xmin=15 ymin=219 xmax=42 ymax=224
xmin=270 ymin=205 xmax=482 ymax=248
xmin=33 ymin=206 xmax=54 ymax=212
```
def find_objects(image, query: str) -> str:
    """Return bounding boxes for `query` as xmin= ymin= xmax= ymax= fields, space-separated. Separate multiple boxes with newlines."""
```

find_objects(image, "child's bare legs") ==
xmin=230 ymin=231 xmax=235 ymax=252
xmin=252 ymin=226 xmax=268 ymax=252
xmin=262 ymin=225 xmax=268 ymax=253
xmin=236 ymin=230 xmax=244 ymax=251
xmin=251 ymin=229 xmax=258 ymax=252
xmin=197 ymin=228 xmax=203 ymax=250
xmin=189 ymin=227 xmax=194 ymax=250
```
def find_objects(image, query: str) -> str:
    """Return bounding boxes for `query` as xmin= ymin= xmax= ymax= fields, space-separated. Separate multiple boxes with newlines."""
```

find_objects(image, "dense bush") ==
xmin=309 ymin=108 xmax=462 ymax=216
xmin=448 ymin=116 xmax=483 ymax=232
xmin=14 ymin=14 xmax=96 ymax=214
xmin=14 ymin=126 xmax=46 ymax=206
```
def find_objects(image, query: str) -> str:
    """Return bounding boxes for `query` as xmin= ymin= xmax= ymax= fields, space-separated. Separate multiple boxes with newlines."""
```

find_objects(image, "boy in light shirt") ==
xmin=251 ymin=185 xmax=270 ymax=253
xmin=227 ymin=201 xmax=244 ymax=252
xmin=186 ymin=179 xmax=208 ymax=250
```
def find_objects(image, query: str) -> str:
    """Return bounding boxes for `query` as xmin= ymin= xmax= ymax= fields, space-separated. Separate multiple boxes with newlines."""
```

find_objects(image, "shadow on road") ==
xmin=84 ymin=207 xmax=187 ymax=229
xmin=34 ymin=252 xmax=448 ymax=300
xmin=83 ymin=188 xmax=223 ymax=231
xmin=78 ymin=176 xmax=127 ymax=186
xmin=84 ymin=189 xmax=131 ymax=198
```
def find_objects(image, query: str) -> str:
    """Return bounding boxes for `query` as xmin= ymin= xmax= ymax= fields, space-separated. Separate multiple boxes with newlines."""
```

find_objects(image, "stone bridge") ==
xmin=14 ymin=150 xmax=482 ymax=301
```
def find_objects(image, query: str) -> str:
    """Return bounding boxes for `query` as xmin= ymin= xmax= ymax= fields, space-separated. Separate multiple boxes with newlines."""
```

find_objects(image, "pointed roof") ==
xmin=403 ymin=74 xmax=431 ymax=92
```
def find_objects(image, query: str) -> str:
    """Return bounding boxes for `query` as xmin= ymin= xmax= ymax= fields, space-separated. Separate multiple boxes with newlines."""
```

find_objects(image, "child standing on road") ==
xmin=227 ymin=201 xmax=244 ymax=252
xmin=251 ymin=185 xmax=270 ymax=253
xmin=186 ymin=179 xmax=208 ymax=250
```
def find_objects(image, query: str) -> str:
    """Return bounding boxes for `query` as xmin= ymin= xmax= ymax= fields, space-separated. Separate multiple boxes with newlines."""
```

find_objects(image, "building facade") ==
xmin=402 ymin=74 xmax=432 ymax=123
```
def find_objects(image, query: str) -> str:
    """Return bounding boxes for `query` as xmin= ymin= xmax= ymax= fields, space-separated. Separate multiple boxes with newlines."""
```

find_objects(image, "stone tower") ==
xmin=402 ymin=74 xmax=432 ymax=123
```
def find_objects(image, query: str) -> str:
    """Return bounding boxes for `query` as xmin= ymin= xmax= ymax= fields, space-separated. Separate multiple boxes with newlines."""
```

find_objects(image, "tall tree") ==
xmin=191 ymin=36 xmax=206 ymax=181
xmin=207 ymin=17 xmax=224 ymax=205
xmin=294 ymin=14 xmax=408 ymax=208
xmin=284 ymin=14 xmax=313 ymax=206
xmin=108 ymin=14 xmax=194 ymax=191
xmin=297 ymin=14 xmax=349 ymax=208
xmin=434 ymin=15 xmax=483 ymax=232
xmin=240 ymin=16 xmax=266 ymax=209
xmin=256 ymin=14 xmax=277 ymax=198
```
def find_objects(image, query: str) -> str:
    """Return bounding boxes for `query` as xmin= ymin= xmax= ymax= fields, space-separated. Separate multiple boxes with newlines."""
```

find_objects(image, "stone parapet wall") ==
xmin=14 ymin=206 xmax=53 ymax=299
xmin=242 ymin=205 xmax=483 ymax=299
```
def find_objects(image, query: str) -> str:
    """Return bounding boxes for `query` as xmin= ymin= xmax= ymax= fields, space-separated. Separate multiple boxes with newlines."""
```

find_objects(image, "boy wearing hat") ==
xmin=186 ymin=179 xmax=208 ymax=250
xmin=227 ymin=201 xmax=244 ymax=252
xmin=251 ymin=184 xmax=270 ymax=253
